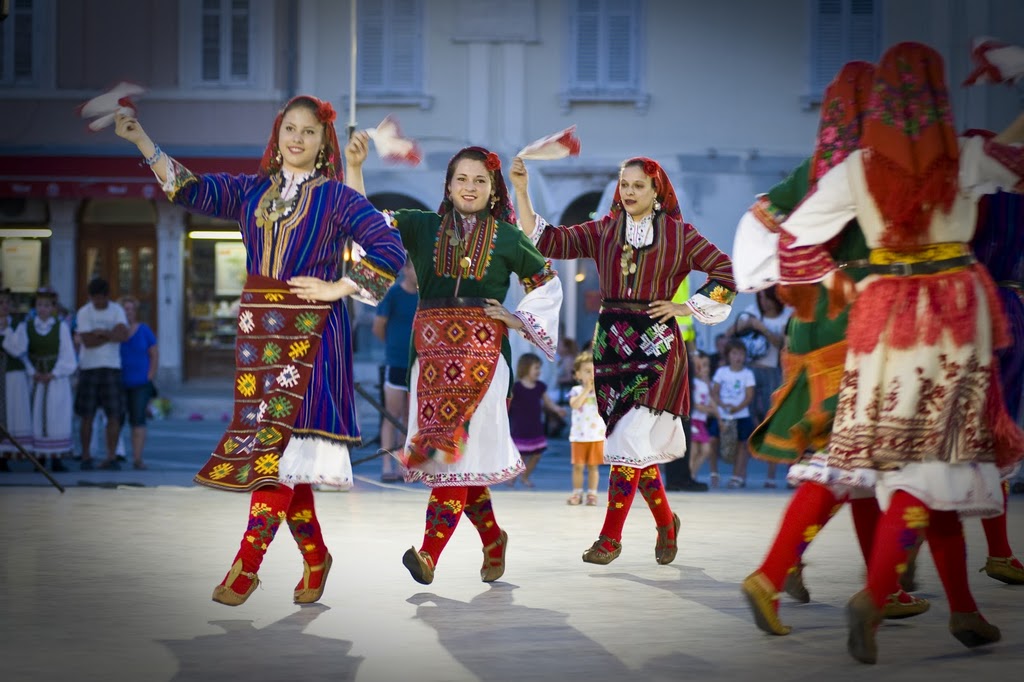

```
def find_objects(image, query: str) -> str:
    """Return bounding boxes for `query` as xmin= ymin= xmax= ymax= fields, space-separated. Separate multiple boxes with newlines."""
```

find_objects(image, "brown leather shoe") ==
xmin=655 ymin=513 xmax=681 ymax=565
xmin=741 ymin=572 xmax=791 ymax=635
xmin=846 ymin=590 xmax=883 ymax=664
xmin=949 ymin=611 xmax=1001 ymax=648
xmin=294 ymin=553 xmax=333 ymax=604
xmin=402 ymin=547 xmax=435 ymax=585
xmin=981 ymin=556 xmax=1024 ymax=585
xmin=783 ymin=562 xmax=810 ymax=603
xmin=212 ymin=559 xmax=259 ymax=606
xmin=480 ymin=530 xmax=508 ymax=582
xmin=883 ymin=589 xmax=929 ymax=619
xmin=582 ymin=536 xmax=622 ymax=565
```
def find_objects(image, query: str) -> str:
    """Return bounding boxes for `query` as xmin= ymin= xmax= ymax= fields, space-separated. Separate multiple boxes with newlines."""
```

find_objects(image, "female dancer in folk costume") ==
xmin=345 ymin=134 xmax=562 ymax=585
xmin=3 ymin=289 xmax=77 ymax=467
xmin=734 ymin=62 xmax=930 ymax=634
xmin=512 ymin=155 xmax=735 ymax=565
xmin=770 ymin=42 xmax=1024 ymax=663
xmin=967 ymin=158 xmax=1024 ymax=586
xmin=113 ymin=96 xmax=405 ymax=606
xmin=0 ymin=288 xmax=34 ymax=467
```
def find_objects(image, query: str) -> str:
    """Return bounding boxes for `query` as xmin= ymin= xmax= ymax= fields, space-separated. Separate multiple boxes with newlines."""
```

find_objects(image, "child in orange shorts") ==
xmin=567 ymin=352 xmax=605 ymax=505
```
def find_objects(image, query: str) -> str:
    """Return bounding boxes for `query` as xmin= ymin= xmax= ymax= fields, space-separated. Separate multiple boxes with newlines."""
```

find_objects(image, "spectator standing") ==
xmin=5 ymin=289 xmax=77 ymax=470
xmin=119 ymin=295 xmax=158 ymax=470
xmin=372 ymin=260 xmax=418 ymax=482
xmin=710 ymin=339 xmax=756 ymax=488
xmin=74 ymin=278 xmax=129 ymax=470
xmin=0 ymin=288 xmax=32 ymax=469
xmin=567 ymin=351 xmax=605 ymax=506
xmin=509 ymin=352 xmax=566 ymax=488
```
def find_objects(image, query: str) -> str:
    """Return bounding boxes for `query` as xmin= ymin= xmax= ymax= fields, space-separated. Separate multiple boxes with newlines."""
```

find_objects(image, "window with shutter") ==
xmin=564 ymin=0 xmax=647 ymax=110
xmin=189 ymin=0 xmax=255 ymax=87
xmin=0 ymin=0 xmax=37 ymax=86
xmin=356 ymin=0 xmax=425 ymax=105
xmin=808 ymin=0 xmax=880 ymax=106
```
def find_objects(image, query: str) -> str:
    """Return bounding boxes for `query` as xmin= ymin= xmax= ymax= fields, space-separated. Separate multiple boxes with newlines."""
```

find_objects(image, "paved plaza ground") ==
xmin=2 ymin=414 xmax=1023 ymax=681
xmin=2 ymin=368 xmax=1023 ymax=681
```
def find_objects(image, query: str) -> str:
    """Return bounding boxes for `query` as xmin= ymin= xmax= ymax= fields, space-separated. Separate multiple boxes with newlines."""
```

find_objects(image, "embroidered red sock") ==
xmin=849 ymin=496 xmax=882 ymax=565
xmin=980 ymin=481 xmax=1013 ymax=559
xmin=222 ymin=484 xmax=294 ymax=595
xmin=597 ymin=465 xmax=640 ymax=550
xmin=637 ymin=465 xmax=675 ymax=532
xmin=419 ymin=486 xmax=469 ymax=565
xmin=285 ymin=483 xmax=328 ymax=591
xmin=865 ymin=491 xmax=928 ymax=609
xmin=758 ymin=482 xmax=840 ymax=589
xmin=927 ymin=509 xmax=978 ymax=613
xmin=464 ymin=486 xmax=503 ymax=558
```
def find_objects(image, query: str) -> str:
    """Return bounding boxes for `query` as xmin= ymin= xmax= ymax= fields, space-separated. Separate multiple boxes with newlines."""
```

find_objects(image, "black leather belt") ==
xmin=600 ymin=299 xmax=651 ymax=311
xmin=837 ymin=254 xmax=976 ymax=276
xmin=418 ymin=297 xmax=488 ymax=310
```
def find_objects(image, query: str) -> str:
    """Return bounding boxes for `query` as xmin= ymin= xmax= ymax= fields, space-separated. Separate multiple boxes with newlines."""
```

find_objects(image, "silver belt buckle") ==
xmin=890 ymin=261 xmax=913 ymax=276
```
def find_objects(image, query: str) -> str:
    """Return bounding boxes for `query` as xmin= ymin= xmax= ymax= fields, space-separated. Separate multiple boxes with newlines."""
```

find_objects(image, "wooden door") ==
xmin=78 ymin=224 xmax=158 ymax=331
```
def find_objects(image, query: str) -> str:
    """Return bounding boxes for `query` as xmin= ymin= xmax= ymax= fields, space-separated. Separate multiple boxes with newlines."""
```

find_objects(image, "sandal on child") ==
xmin=585 ymin=492 xmax=599 ymax=506
xmin=567 ymin=492 xmax=583 ymax=505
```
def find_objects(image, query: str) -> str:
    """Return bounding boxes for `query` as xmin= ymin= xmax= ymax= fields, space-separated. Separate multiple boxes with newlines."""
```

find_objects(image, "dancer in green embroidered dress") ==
xmin=346 ymin=132 xmax=562 ymax=585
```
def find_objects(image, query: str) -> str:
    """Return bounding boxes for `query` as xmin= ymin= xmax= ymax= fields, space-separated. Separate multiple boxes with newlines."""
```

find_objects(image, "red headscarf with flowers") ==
xmin=259 ymin=95 xmax=343 ymax=182
xmin=862 ymin=42 xmax=959 ymax=249
xmin=778 ymin=61 xmax=874 ymax=319
xmin=438 ymin=146 xmax=516 ymax=224
xmin=608 ymin=157 xmax=682 ymax=222
xmin=809 ymin=61 xmax=875 ymax=186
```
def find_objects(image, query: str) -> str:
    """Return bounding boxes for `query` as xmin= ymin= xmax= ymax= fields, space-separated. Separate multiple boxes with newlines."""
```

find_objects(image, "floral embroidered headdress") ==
xmin=863 ymin=42 xmax=958 ymax=249
xmin=258 ymin=95 xmax=343 ymax=182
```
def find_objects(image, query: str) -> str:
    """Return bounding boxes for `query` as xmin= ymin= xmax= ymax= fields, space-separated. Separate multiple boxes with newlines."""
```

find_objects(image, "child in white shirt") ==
xmin=711 ymin=339 xmax=756 ymax=488
xmin=567 ymin=353 xmax=605 ymax=506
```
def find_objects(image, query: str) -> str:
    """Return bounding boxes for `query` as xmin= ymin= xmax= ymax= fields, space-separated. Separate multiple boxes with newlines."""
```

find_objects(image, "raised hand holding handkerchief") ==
xmin=79 ymin=82 xmax=146 ymax=131
xmin=516 ymin=126 xmax=582 ymax=161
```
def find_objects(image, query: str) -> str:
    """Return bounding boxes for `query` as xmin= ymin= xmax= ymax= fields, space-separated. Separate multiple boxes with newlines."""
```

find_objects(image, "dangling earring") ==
xmin=274 ymin=149 xmax=282 ymax=165
xmin=654 ymin=200 xmax=661 ymax=212
xmin=489 ymin=195 xmax=497 ymax=209
xmin=315 ymin=149 xmax=326 ymax=170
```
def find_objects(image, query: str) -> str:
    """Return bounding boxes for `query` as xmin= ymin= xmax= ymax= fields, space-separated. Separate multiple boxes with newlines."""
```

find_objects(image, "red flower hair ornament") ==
xmin=485 ymin=152 xmax=502 ymax=171
xmin=317 ymin=101 xmax=337 ymax=125
xmin=642 ymin=159 xmax=659 ymax=176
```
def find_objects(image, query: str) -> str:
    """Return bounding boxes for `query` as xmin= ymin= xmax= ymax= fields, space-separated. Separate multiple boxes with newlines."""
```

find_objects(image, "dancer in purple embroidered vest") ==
xmin=112 ymin=95 xmax=404 ymax=606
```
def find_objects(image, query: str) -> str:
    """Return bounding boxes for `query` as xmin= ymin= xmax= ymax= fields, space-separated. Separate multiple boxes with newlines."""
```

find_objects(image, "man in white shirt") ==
xmin=74 ymin=278 xmax=129 ymax=470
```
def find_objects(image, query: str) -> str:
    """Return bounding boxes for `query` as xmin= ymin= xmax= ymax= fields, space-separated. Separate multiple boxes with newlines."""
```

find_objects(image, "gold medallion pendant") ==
xmin=620 ymin=244 xmax=638 ymax=276
xmin=255 ymin=188 xmax=294 ymax=229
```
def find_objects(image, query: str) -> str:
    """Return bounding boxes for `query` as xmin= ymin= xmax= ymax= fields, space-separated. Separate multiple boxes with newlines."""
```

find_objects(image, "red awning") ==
xmin=0 ymin=155 xmax=259 ymax=199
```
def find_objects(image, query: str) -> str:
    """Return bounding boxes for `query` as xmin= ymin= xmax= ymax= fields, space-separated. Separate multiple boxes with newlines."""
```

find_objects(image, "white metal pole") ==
xmin=348 ymin=0 xmax=358 ymax=138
